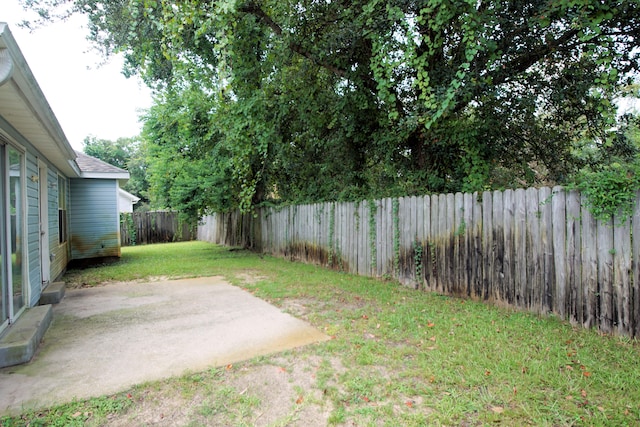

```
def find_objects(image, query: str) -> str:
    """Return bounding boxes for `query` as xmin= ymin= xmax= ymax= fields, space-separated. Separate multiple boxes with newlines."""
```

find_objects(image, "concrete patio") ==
xmin=0 ymin=277 xmax=329 ymax=415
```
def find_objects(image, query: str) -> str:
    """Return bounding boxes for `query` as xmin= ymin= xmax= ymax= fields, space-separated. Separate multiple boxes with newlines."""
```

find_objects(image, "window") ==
xmin=58 ymin=175 xmax=67 ymax=244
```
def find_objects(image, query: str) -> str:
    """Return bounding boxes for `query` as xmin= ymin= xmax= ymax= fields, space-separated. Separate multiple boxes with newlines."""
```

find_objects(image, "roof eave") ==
xmin=0 ymin=23 xmax=79 ymax=177
xmin=80 ymin=171 xmax=130 ymax=180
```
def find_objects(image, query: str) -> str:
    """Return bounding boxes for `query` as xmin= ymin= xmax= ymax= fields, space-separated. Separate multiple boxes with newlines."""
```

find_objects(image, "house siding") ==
xmin=26 ymin=153 xmax=41 ymax=306
xmin=70 ymin=178 xmax=121 ymax=260
xmin=48 ymin=169 xmax=68 ymax=281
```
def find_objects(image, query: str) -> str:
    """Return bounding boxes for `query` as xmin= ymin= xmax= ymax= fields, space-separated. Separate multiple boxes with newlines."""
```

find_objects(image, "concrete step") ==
xmin=0 ymin=305 xmax=52 ymax=368
xmin=39 ymin=281 xmax=65 ymax=305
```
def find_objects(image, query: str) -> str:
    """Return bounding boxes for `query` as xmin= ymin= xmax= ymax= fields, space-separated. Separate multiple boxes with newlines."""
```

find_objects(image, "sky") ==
xmin=2 ymin=1 xmax=153 ymax=151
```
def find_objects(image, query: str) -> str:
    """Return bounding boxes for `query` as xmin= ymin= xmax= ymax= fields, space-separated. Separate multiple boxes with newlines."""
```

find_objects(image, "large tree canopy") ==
xmin=22 ymin=0 xmax=640 ymax=218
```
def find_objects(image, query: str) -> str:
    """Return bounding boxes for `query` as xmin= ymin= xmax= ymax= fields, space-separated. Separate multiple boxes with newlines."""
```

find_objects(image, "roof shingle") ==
xmin=75 ymin=151 xmax=127 ymax=174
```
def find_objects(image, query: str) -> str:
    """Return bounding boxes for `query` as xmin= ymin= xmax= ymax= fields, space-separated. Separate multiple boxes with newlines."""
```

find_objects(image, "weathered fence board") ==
xmin=197 ymin=187 xmax=640 ymax=338
xmin=526 ymin=188 xmax=541 ymax=311
xmin=633 ymin=194 xmax=640 ymax=336
xmin=614 ymin=218 xmax=631 ymax=334
xmin=582 ymin=197 xmax=598 ymax=329
xmin=552 ymin=187 xmax=567 ymax=318
xmin=566 ymin=190 xmax=581 ymax=324
xmin=482 ymin=192 xmax=492 ymax=300
xmin=493 ymin=190 xmax=504 ymax=302
xmin=514 ymin=189 xmax=527 ymax=308
xmin=120 ymin=211 xmax=195 ymax=246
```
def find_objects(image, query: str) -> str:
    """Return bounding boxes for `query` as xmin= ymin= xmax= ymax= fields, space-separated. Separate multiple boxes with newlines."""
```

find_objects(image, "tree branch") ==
xmin=238 ymin=2 xmax=347 ymax=78
xmin=238 ymin=1 xmax=406 ymax=116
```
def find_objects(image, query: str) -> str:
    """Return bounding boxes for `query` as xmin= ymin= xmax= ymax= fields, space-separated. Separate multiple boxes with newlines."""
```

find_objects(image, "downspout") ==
xmin=0 ymin=48 xmax=13 ymax=87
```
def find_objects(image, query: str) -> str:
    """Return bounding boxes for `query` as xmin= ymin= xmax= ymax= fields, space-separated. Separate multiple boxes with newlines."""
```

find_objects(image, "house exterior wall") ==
xmin=48 ymin=169 xmax=68 ymax=281
xmin=69 ymin=178 xmax=121 ymax=260
xmin=118 ymin=192 xmax=134 ymax=213
xmin=26 ymin=152 xmax=41 ymax=306
xmin=0 ymin=123 xmax=70 ymax=308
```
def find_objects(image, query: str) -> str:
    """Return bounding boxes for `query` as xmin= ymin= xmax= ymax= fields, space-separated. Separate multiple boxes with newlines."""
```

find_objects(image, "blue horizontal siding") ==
xmin=26 ymin=153 xmax=41 ymax=305
xmin=47 ymin=169 xmax=58 ymax=249
xmin=69 ymin=179 xmax=120 ymax=259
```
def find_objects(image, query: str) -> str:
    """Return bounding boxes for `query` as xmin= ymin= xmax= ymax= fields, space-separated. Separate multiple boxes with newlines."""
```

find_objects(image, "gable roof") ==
xmin=75 ymin=151 xmax=130 ymax=179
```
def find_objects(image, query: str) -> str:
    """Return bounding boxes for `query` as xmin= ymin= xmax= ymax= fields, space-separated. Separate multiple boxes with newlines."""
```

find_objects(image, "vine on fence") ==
xmin=392 ymin=198 xmax=400 ymax=277
xmin=368 ymin=199 xmax=377 ymax=272
xmin=575 ymin=163 xmax=640 ymax=222
xmin=414 ymin=239 xmax=424 ymax=287
xmin=455 ymin=209 xmax=467 ymax=237
xmin=328 ymin=203 xmax=336 ymax=267
xmin=120 ymin=213 xmax=137 ymax=246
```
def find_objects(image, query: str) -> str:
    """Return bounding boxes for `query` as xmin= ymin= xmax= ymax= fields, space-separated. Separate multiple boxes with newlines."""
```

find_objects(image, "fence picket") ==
xmin=440 ymin=194 xmax=449 ymax=293
xmin=503 ymin=190 xmax=514 ymax=304
xmin=552 ymin=187 xmax=567 ymax=318
xmin=526 ymin=188 xmax=541 ymax=311
xmin=613 ymin=214 xmax=631 ymax=334
xmin=422 ymin=196 xmax=431 ymax=290
xmin=597 ymin=217 xmax=614 ymax=333
xmin=482 ymin=191 xmax=492 ymax=300
xmin=430 ymin=195 xmax=440 ymax=292
xmin=581 ymin=195 xmax=598 ymax=328
xmin=492 ymin=190 xmax=504 ymax=302
xmin=514 ymin=189 xmax=527 ymax=308
xmin=566 ymin=190 xmax=581 ymax=323
xmin=539 ymin=187 xmax=554 ymax=313
xmin=633 ymin=192 xmax=640 ymax=337
xmin=472 ymin=192 xmax=483 ymax=299
xmin=463 ymin=192 xmax=474 ymax=297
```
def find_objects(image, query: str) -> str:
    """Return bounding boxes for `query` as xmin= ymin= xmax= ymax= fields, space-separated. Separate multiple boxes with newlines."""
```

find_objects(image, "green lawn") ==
xmin=3 ymin=241 xmax=639 ymax=426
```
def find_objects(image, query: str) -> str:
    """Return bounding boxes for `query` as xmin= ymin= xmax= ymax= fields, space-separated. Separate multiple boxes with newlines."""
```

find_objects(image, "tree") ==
xmin=83 ymin=135 xmax=132 ymax=169
xmin=82 ymin=135 xmax=150 ymax=206
xmin=23 ymin=0 xmax=640 ymax=212
xmin=141 ymin=83 xmax=236 ymax=220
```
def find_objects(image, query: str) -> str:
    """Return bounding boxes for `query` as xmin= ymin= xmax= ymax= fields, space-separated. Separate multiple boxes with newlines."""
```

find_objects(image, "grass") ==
xmin=3 ymin=241 xmax=640 ymax=426
xmin=62 ymin=241 xmax=257 ymax=287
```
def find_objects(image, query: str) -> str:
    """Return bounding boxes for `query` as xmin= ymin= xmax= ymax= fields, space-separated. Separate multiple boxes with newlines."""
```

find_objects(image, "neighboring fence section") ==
xmin=198 ymin=187 xmax=640 ymax=338
xmin=121 ymin=211 xmax=195 ymax=246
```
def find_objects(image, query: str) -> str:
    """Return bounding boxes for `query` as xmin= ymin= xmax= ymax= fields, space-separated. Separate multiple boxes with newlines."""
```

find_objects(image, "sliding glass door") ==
xmin=9 ymin=146 xmax=25 ymax=316
xmin=0 ymin=143 xmax=26 ymax=333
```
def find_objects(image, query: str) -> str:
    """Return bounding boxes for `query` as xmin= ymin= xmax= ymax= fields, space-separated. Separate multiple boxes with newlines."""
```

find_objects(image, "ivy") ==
xmin=575 ymin=162 xmax=640 ymax=222
xmin=120 ymin=213 xmax=137 ymax=246
xmin=392 ymin=198 xmax=400 ymax=277
xmin=367 ymin=199 xmax=377 ymax=272
xmin=328 ymin=203 xmax=336 ymax=267
xmin=414 ymin=239 xmax=424 ymax=287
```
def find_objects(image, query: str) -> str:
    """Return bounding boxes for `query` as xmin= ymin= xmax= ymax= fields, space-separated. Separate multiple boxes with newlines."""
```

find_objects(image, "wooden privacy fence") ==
xmin=120 ymin=211 xmax=195 ymax=246
xmin=198 ymin=186 xmax=640 ymax=337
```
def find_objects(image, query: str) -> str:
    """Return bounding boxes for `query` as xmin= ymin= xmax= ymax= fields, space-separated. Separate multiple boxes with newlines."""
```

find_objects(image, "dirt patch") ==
xmin=69 ymin=275 xmax=184 ymax=289
xmin=280 ymin=298 xmax=318 ymax=319
xmin=235 ymin=272 xmax=267 ymax=285
xmin=105 ymin=354 xmax=344 ymax=426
